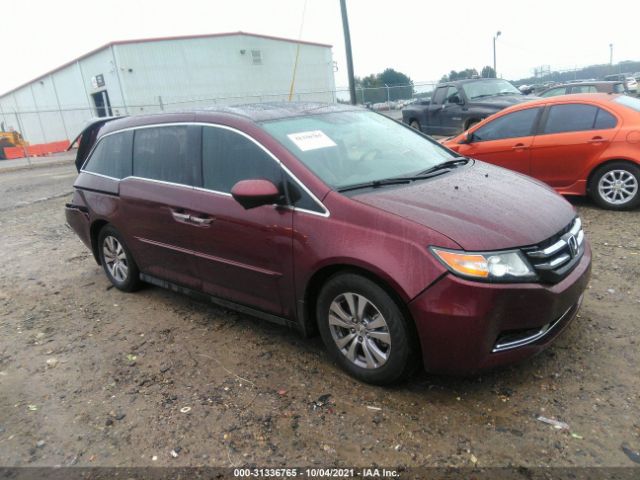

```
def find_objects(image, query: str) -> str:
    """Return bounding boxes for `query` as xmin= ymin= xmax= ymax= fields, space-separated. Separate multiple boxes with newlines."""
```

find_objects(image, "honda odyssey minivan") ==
xmin=66 ymin=103 xmax=591 ymax=384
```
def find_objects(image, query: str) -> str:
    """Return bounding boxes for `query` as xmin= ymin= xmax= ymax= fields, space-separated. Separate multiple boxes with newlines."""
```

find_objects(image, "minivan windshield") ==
xmin=261 ymin=111 xmax=456 ymax=190
xmin=461 ymin=80 xmax=521 ymax=100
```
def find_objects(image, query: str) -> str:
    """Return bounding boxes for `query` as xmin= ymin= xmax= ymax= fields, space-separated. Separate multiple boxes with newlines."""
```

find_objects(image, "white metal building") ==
xmin=0 ymin=32 xmax=336 ymax=145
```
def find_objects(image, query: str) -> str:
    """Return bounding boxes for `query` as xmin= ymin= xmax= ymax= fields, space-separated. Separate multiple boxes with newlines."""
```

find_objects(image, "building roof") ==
xmin=0 ymin=32 xmax=333 ymax=98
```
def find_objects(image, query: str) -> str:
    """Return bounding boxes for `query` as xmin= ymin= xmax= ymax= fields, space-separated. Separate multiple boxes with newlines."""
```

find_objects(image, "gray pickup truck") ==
xmin=402 ymin=79 xmax=534 ymax=136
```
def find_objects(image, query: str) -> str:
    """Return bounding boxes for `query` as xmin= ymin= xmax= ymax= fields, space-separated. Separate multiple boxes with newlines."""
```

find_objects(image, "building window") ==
xmin=251 ymin=50 xmax=262 ymax=65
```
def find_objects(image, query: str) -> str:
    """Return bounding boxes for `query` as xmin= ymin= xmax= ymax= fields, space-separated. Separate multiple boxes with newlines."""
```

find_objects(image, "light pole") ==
xmin=493 ymin=31 xmax=501 ymax=78
xmin=340 ymin=0 xmax=356 ymax=105
xmin=609 ymin=43 xmax=613 ymax=67
xmin=384 ymin=83 xmax=390 ymax=110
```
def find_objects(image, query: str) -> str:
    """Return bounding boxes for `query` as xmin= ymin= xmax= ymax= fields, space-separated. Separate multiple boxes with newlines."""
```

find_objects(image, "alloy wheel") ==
xmin=598 ymin=169 xmax=638 ymax=205
xmin=102 ymin=235 xmax=129 ymax=283
xmin=328 ymin=292 xmax=391 ymax=369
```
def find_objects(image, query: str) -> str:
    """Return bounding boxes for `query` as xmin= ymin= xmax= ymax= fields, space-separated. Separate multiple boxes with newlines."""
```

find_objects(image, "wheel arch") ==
xmin=300 ymin=264 xmax=420 ymax=351
xmin=89 ymin=219 xmax=109 ymax=265
xmin=586 ymin=157 xmax=640 ymax=193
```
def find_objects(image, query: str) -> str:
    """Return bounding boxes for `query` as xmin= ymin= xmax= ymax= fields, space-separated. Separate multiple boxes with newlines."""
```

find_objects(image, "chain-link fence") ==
xmin=0 ymin=81 xmax=443 ymax=149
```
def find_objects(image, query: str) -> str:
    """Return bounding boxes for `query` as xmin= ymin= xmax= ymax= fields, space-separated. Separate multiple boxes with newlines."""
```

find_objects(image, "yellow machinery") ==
xmin=0 ymin=131 xmax=28 ymax=159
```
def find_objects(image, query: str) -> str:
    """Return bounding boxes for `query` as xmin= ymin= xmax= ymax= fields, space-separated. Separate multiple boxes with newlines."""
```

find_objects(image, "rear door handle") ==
xmin=512 ymin=143 xmax=528 ymax=149
xmin=588 ymin=136 xmax=607 ymax=143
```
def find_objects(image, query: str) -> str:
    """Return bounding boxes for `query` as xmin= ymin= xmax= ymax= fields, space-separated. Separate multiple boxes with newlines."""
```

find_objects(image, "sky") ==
xmin=1 ymin=0 xmax=639 ymax=95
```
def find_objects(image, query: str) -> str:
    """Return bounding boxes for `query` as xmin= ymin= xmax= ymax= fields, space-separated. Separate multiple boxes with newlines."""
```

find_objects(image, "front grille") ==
xmin=522 ymin=217 xmax=585 ymax=284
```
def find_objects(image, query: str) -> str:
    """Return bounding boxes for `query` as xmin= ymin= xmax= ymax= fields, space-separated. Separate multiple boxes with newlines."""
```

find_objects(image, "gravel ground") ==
xmin=0 ymin=164 xmax=639 ymax=469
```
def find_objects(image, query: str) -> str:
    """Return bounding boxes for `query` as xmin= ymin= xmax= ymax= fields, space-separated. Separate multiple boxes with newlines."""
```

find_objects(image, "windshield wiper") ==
xmin=337 ymin=158 xmax=469 ymax=193
xmin=337 ymin=177 xmax=414 ymax=193
xmin=412 ymin=157 xmax=469 ymax=176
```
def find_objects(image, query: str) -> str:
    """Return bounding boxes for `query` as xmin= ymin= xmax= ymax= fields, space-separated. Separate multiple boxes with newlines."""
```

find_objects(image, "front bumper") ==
xmin=409 ymin=241 xmax=592 ymax=374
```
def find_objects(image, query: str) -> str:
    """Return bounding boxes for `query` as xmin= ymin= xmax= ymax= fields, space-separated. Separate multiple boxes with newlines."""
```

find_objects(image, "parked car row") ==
xmin=443 ymin=93 xmax=640 ymax=210
xmin=67 ymin=102 xmax=591 ymax=384
xmin=401 ymin=78 xmax=533 ymax=136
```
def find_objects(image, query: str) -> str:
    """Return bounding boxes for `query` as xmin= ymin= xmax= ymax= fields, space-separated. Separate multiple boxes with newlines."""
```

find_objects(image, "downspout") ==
xmin=110 ymin=44 xmax=129 ymax=115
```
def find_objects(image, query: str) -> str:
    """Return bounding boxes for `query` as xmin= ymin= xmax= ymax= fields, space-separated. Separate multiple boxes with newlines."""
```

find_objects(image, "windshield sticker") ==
xmin=287 ymin=130 xmax=337 ymax=151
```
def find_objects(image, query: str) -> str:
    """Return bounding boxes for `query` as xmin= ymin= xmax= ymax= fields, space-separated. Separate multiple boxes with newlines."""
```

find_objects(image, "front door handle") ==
xmin=171 ymin=211 xmax=191 ymax=222
xmin=189 ymin=216 xmax=214 ymax=226
xmin=512 ymin=143 xmax=528 ymax=150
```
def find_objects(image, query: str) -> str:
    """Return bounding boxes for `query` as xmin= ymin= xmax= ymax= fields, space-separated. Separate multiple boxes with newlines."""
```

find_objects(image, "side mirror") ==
xmin=231 ymin=179 xmax=281 ymax=210
xmin=449 ymin=96 xmax=462 ymax=105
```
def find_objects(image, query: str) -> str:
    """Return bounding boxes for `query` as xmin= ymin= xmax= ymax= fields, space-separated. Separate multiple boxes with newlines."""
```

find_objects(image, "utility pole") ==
xmin=340 ymin=0 xmax=356 ymax=105
xmin=493 ymin=31 xmax=501 ymax=78
xmin=609 ymin=43 xmax=613 ymax=67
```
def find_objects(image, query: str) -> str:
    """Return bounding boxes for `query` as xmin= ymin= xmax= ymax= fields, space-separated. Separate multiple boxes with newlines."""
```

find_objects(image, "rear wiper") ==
xmin=413 ymin=157 xmax=469 ymax=176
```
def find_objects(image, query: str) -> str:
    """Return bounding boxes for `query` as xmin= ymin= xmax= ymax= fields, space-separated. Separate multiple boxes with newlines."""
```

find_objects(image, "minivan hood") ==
xmin=352 ymin=161 xmax=575 ymax=251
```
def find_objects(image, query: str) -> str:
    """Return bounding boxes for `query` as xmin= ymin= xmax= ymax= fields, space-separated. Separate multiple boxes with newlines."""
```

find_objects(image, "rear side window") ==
xmin=202 ymin=127 xmax=281 ymax=193
xmin=543 ymin=104 xmax=616 ymax=134
xmin=133 ymin=126 xmax=200 ymax=186
xmin=83 ymin=131 xmax=133 ymax=179
xmin=473 ymin=108 xmax=540 ymax=141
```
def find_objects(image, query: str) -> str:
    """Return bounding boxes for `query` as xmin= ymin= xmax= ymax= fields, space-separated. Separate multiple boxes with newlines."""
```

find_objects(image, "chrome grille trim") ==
xmin=522 ymin=217 xmax=585 ymax=282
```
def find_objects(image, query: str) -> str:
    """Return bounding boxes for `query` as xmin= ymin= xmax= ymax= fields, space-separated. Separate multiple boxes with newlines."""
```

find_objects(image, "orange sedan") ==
xmin=443 ymin=94 xmax=640 ymax=209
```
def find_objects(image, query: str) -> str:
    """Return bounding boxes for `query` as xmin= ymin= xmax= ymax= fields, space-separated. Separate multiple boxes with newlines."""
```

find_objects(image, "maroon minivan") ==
xmin=66 ymin=103 xmax=591 ymax=384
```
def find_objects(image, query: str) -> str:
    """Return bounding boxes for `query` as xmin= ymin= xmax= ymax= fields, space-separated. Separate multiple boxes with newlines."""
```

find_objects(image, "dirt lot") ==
xmin=0 ymin=162 xmax=639 ymax=469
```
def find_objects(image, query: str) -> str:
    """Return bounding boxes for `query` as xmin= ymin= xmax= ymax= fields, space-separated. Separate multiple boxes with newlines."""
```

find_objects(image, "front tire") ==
xmin=316 ymin=273 xmax=417 ymax=385
xmin=98 ymin=225 xmax=141 ymax=292
xmin=589 ymin=161 xmax=640 ymax=210
xmin=409 ymin=120 xmax=421 ymax=131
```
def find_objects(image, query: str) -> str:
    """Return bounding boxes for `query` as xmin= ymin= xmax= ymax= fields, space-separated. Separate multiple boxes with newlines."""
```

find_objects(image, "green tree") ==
xmin=355 ymin=68 xmax=414 ymax=103
xmin=481 ymin=66 xmax=496 ymax=78
xmin=441 ymin=68 xmax=479 ymax=82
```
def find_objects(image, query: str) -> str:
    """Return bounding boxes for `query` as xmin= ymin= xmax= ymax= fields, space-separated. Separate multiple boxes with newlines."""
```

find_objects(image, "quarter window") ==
xmin=543 ymin=104 xmax=616 ymax=134
xmin=202 ymin=127 xmax=281 ymax=193
xmin=132 ymin=126 xmax=199 ymax=186
xmin=593 ymin=108 xmax=617 ymax=129
xmin=83 ymin=131 xmax=133 ymax=179
xmin=472 ymin=108 xmax=540 ymax=142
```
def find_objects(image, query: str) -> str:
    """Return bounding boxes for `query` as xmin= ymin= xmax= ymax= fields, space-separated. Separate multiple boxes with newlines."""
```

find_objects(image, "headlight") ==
xmin=431 ymin=247 xmax=537 ymax=282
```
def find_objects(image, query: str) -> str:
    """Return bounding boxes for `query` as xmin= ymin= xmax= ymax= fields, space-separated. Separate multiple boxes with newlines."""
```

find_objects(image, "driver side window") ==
xmin=472 ymin=107 xmax=541 ymax=142
xmin=444 ymin=87 xmax=462 ymax=104
xmin=202 ymin=126 xmax=282 ymax=193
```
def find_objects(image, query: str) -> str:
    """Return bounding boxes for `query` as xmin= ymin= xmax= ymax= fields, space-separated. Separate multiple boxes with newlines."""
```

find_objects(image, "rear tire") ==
xmin=316 ymin=273 xmax=417 ymax=385
xmin=589 ymin=161 xmax=640 ymax=210
xmin=98 ymin=225 xmax=141 ymax=292
xmin=409 ymin=120 xmax=421 ymax=131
